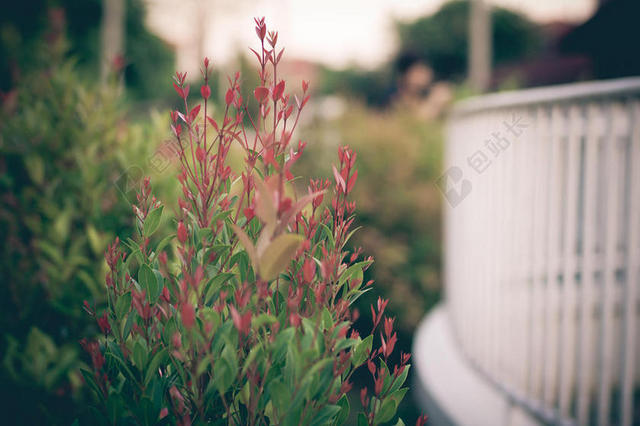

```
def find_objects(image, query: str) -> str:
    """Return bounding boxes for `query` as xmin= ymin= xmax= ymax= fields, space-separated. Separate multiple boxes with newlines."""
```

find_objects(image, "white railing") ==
xmin=442 ymin=77 xmax=640 ymax=426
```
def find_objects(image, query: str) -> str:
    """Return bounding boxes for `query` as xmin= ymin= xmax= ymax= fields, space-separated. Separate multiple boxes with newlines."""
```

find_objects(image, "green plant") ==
xmin=81 ymin=19 xmax=425 ymax=426
xmin=0 ymin=34 xmax=175 ymax=423
xmin=298 ymin=104 xmax=443 ymax=335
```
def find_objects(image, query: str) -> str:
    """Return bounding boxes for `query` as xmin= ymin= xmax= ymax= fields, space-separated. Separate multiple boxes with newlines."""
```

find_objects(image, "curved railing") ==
xmin=439 ymin=77 xmax=640 ymax=425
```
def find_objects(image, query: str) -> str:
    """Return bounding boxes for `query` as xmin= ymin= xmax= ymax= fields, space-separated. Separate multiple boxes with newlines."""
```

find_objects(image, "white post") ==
xmin=468 ymin=0 xmax=491 ymax=92
xmin=101 ymin=0 xmax=125 ymax=82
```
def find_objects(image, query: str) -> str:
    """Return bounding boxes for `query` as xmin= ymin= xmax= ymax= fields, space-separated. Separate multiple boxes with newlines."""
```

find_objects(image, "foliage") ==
xmin=298 ymin=104 xmax=443 ymax=338
xmin=0 ymin=0 xmax=174 ymax=99
xmin=81 ymin=19 xmax=423 ymax=426
xmin=395 ymin=0 xmax=542 ymax=79
xmin=0 ymin=37 xmax=175 ymax=423
xmin=319 ymin=66 xmax=395 ymax=107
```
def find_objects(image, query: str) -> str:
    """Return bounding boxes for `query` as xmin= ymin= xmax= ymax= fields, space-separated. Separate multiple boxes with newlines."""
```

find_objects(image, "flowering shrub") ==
xmin=81 ymin=19 xmax=424 ymax=426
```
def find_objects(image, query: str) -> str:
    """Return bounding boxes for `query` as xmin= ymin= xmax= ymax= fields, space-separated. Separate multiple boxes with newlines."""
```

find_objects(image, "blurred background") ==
xmin=1 ymin=0 xmax=638 ymax=424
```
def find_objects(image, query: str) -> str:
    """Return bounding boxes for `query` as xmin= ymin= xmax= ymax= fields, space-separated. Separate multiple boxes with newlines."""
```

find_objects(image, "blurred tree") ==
xmin=395 ymin=0 xmax=542 ymax=80
xmin=561 ymin=0 xmax=640 ymax=79
xmin=0 ymin=0 xmax=174 ymax=99
xmin=0 ymin=24 xmax=177 ymax=422
xmin=318 ymin=66 xmax=396 ymax=107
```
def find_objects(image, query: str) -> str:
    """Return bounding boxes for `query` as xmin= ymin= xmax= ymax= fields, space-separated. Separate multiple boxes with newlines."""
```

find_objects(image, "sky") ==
xmin=145 ymin=0 xmax=597 ymax=74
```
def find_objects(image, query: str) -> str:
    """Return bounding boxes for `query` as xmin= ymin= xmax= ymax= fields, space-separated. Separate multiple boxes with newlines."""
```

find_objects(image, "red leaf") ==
xmin=230 ymin=306 xmax=252 ymax=336
xmin=172 ymin=83 xmax=184 ymax=99
xmin=243 ymin=207 xmax=255 ymax=221
xmin=225 ymin=88 xmax=235 ymax=106
xmin=347 ymin=169 xmax=358 ymax=193
xmin=384 ymin=316 xmax=395 ymax=339
xmin=254 ymin=86 xmax=269 ymax=103
xmin=249 ymin=47 xmax=261 ymax=63
xmin=196 ymin=147 xmax=205 ymax=162
xmin=273 ymin=80 xmax=285 ymax=101
xmin=332 ymin=165 xmax=346 ymax=192
xmin=200 ymin=84 xmax=211 ymax=99
xmin=289 ymin=312 xmax=301 ymax=327
xmin=207 ymin=116 xmax=219 ymax=131
xmin=284 ymin=105 xmax=294 ymax=119
xmin=159 ymin=408 xmax=168 ymax=420
xmin=302 ymin=258 xmax=315 ymax=283
xmin=177 ymin=221 xmax=187 ymax=244
xmin=189 ymin=104 xmax=201 ymax=122
xmin=181 ymin=302 xmax=195 ymax=329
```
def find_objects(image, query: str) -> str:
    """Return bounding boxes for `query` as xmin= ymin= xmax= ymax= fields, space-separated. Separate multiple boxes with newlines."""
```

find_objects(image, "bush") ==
xmin=298 ymin=104 xmax=443 ymax=338
xmin=0 ymin=39 xmax=175 ymax=423
xmin=80 ymin=19 xmax=425 ymax=426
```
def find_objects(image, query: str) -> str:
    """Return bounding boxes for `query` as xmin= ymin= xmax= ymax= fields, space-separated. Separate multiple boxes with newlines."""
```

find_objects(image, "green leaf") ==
xmin=335 ymin=394 xmax=350 ymax=425
xmin=222 ymin=344 xmax=238 ymax=382
xmin=357 ymin=412 xmax=368 ymax=426
xmin=259 ymin=233 xmax=304 ymax=280
xmin=154 ymin=233 xmax=175 ymax=256
xmin=241 ymin=344 xmax=263 ymax=375
xmin=310 ymin=404 xmax=341 ymax=426
xmin=196 ymin=356 xmax=212 ymax=376
xmin=132 ymin=339 xmax=147 ymax=369
xmin=318 ymin=223 xmax=335 ymax=248
xmin=122 ymin=311 xmax=135 ymax=340
xmin=348 ymin=288 xmax=373 ymax=306
xmin=322 ymin=307 xmax=333 ymax=331
xmin=273 ymin=327 xmax=295 ymax=361
xmin=212 ymin=358 xmax=231 ymax=394
xmin=144 ymin=348 xmax=168 ymax=385
xmin=24 ymin=155 xmax=44 ymax=185
xmin=394 ymin=419 xmax=406 ymax=426
xmin=352 ymin=335 xmax=373 ymax=367
xmin=143 ymin=206 xmax=163 ymax=237
xmin=389 ymin=387 xmax=408 ymax=406
xmin=204 ymin=244 xmax=232 ymax=263
xmin=388 ymin=365 xmax=410 ymax=395
xmin=105 ymin=341 xmax=137 ymax=384
xmin=268 ymin=379 xmax=291 ymax=414
xmin=338 ymin=263 xmax=363 ymax=290
xmin=203 ymin=272 xmax=235 ymax=304
xmin=301 ymin=358 xmax=333 ymax=388
xmin=341 ymin=225 xmax=362 ymax=249
xmin=231 ymin=223 xmax=258 ymax=272
xmin=376 ymin=397 xmax=396 ymax=424
xmin=115 ymin=292 xmax=132 ymax=320
xmin=251 ymin=313 xmax=278 ymax=330
xmin=87 ymin=225 xmax=104 ymax=255
xmin=334 ymin=338 xmax=358 ymax=352
xmin=138 ymin=264 xmax=159 ymax=303
xmin=80 ymin=368 xmax=102 ymax=398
